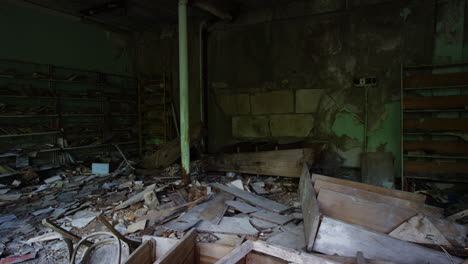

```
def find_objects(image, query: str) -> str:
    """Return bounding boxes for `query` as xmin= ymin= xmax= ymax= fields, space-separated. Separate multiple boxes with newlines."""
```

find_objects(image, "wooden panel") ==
xmin=404 ymin=141 xmax=468 ymax=155
xmin=404 ymin=161 xmax=468 ymax=174
xmin=314 ymin=179 xmax=443 ymax=217
xmin=311 ymin=174 xmax=426 ymax=203
xmin=403 ymin=95 xmax=468 ymax=109
xmin=245 ymin=252 xmax=287 ymax=264
xmin=313 ymin=217 xmax=463 ymax=264
xmin=428 ymin=216 xmax=468 ymax=247
xmin=197 ymin=243 xmax=235 ymax=264
xmin=311 ymin=254 xmax=396 ymax=264
xmin=155 ymin=229 xmax=197 ymax=264
xmin=205 ymin=149 xmax=314 ymax=178
xmin=211 ymin=183 xmax=289 ymax=213
xmin=299 ymin=164 xmax=321 ymax=251
xmin=215 ymin=240 xmax=254 ymax=264
xmin=317 ymin=188 xmax=416 ymax=233
xmin=404 ymin=118 xmax=468 ymax=132
xmin=124 ymin=240 xmax=155 ymax=264
xmin=403 ymin=72 xmax=468 ymax=88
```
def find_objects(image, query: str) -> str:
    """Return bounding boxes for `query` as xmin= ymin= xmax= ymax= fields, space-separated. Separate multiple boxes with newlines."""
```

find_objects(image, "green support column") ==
xmin=178 ymin=0 xmax=190 ymax=184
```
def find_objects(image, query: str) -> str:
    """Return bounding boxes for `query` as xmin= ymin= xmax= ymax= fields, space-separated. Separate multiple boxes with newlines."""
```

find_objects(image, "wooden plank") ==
xmin=428 ymin=216 xmax=468 ymax=247
xmin=404 ymin=140 xmax=468 ymax=155
xmin=199 ymin=193 xmax=234 ymax=224
xmin=215 ymin=240 xmax=254 ymax=264
xmin=299 ymin=164 xmax=321 ymax=251
xmin=196 ymin=217 xmax=259 ymax=236
xmin=211 ymin=183 xmax=289 ymax=213
xmin=317 ymin=188 xmax=416 ymax=233
xmin=124 ymin=240 xmax=155 ymax=264
xmin=142 ymin=123 xmax=203 ymax=169
xmin=313 ymin=217 xmax=464 ymax=264
xmin=404 ymin=118 xmax=468 ymax=132
xmin=155 ymin=229 xmax=197 ymax=264
xmin=245 ymin=252 xmax=287 ymax=264
xmin=205 ymin=149 xmax=314 ymax=178
xmin=314 ymin=179 xmax=443 ymax=217
xmin=197 ymin=243 xmax=235 ymax=264
xmin=251 ymin=241 xmax=341 ymax=264
xmin=311 ymin=254 xmax=397 ymax=264
xmin=404 ymin=161 xmax=468 ymax=174
xmin=403 ymin=72 xmax=468 ymax=89
xmin=355 ymin=252 xmax=365 ymax=264
xmin=249 ymin=211 xmax=293 ymax=225
xmin=311 ymin=174 xmax=426 ymax=203
xmin=388 ymin=215 xmax=451 ymax=245
xmin=403 ymin=95 xmax=468 ymax=109
xmin=447 ymin=209 xmax=468 ymax=222
xmin=225 ymin=200 xmax=259 ymax=214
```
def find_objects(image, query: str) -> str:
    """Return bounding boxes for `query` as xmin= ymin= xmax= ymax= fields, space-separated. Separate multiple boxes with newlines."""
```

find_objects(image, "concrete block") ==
xmin=251 ymin=90 xmax=293 ymax=114
xmin=232 ymin=116 xmax=269 ymax=138
xmin=217 ymin=93 xmax=250 ymax=115
xmin=295 ymin=89 xmax=324 ymax=113
xmin=270 ymin=114 xmax=314 ymax=137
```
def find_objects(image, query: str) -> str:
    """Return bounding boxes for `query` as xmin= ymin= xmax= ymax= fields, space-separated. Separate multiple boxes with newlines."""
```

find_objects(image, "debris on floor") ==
xmin=0 ymin=147 xmax=466 ymax=263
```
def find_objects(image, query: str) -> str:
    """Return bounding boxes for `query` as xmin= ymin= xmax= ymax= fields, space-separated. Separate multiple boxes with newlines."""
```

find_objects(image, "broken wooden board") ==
xmin=205 ymin=148 xmax=314 ymax=178
xmin=245 ymin=252 xmax=287 ymax=264
xmin=250 ymin=182 xmax=269 ymax=195
xmin=447 ymin=209 xmax=468 ymax=222
xmin=299 ymin=164 xmax=321 ymax=252
xmin=154 ymin=229 xmax=197 ymax=264
xmin=313 ymin=217 xmax=463 ymax=264
xmin=314 ymin=179 xmax=443 ymax=217
xmin=428 ymin=216 xmax=468 ymax=247
xmin=317 ymin=188 xmax=416 ymax=233
xmin=142 ymin=123 xmax=204 ymax=169
xmin=115 ymin=184 xmax=156 ymax=210
xmin=199 ymin=193 xmax=234 ymax=224
xmin=197 ymin=243 xmax=236 ymax=264
xmin=311 ymin=254 xmax=397 ymax=264
xmin=124 ymin=240 xmax=155 ymax=264
xmin=266 ymin=223 xmax=305 ymax=251
xmin=388 ymin=214 xmax=451 ymax=245
xmin=212 ymin=183 xmax=288 ymax=213
xmin=196 ymin=217 xmax=258 ymax=236
xmin=250 ymin=211 xmax=293 ymax=225
xmin=312 ymin=174 xmax=426 ymax=203
xmin=225 ymin=200 xmax=259 ymax=214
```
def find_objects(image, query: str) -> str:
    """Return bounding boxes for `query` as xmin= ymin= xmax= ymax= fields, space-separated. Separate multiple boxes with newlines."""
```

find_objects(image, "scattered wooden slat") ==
xmin=251 ymin=241 xmax=341 ymax=264
xmin=404 ymin=141 xmax=468 ymax=155
xmin=317 ymin=188 xmax=416 ymax=233
xmin=355 ymin=251 xmax=366 ymax=264
xmin=225 ymin=200 xmax=259 ymax=214
xmin=199 ymin=193 xmax=234 ymax=224
xmin=115 ymin=184 xmax=156 ymax=211
xmin=155 ymin=229 xmax=197 ymax=264
xmin=388 ymin=214 xmax=451 ymax=245
xmin=313 ymin=217 xmax=463 ymax=264
xmin=168 ymin=192 xmax=187 ymax=206
xmin=311 ymin=174 xmax=425 ymax=203
xmin=250 ymin=182 xmax=269 ymax=195
xmin=205 ymin=148 xmax=314 ymax=178
xmin=447 ymin=209 xmax=468 ymax=222
xmin=404 ymin=161 xmax=468 ymax=174
xmin=314 ymin=179 xmax=443 ymax=217
xmin=404 ymin=118 xmax=468 ymax=132
xmin=124 ymin=240 xmax=155 ymax=264
xmin=403 ymin=95 xmax=468 ymax=109
xmin=212 ymin=183 xmax=288 ymax=213
xmin=311 ymin=253 xmax=397 ymax=264
xmin=428 ymin=216 xmax=468 ymax=247
xmin=249 ymin=211 xmax=293 ymax=225
xmin=299 ymin=164 xmax=321 ymax=251
xmin=196 ymin=217 xmax=259 ymax=236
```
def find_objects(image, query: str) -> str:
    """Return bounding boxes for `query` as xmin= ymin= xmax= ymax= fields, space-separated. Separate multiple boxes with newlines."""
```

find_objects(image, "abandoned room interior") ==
xmin=0 ymin=0 xmax=468 ymax=263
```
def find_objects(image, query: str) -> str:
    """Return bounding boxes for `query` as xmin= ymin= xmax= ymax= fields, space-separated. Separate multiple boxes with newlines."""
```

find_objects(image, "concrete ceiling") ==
xmin=14 ymin=0 xmax=290 ymax=32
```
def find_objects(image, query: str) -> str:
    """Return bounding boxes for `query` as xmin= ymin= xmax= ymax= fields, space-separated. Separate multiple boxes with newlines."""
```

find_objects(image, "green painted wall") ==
xmin=0 ymin=2 xmax=133 ymax=75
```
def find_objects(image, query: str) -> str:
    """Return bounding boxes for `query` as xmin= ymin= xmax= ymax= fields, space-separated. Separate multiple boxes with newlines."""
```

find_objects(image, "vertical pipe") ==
xmin=179 ymin=0 xmax=191 ymax=184
xmin=199 ymin=21 xmax=207 ymax=152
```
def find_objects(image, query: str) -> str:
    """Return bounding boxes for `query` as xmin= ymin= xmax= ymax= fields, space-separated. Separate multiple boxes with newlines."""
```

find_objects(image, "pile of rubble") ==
xmin=0 ymin=147 xmax=466 ymax=264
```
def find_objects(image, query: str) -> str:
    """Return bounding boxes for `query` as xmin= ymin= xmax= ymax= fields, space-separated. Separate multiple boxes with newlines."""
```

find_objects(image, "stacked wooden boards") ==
xmin=299 ymin=166 xmax=466 ymax=264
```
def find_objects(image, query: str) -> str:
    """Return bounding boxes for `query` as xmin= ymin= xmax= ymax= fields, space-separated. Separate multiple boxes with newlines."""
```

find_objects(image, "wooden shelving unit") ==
xmin=401 ymin=63 xmax=468 ymax=190
xmin=0 ymin=58 xmax=138 ymax=177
